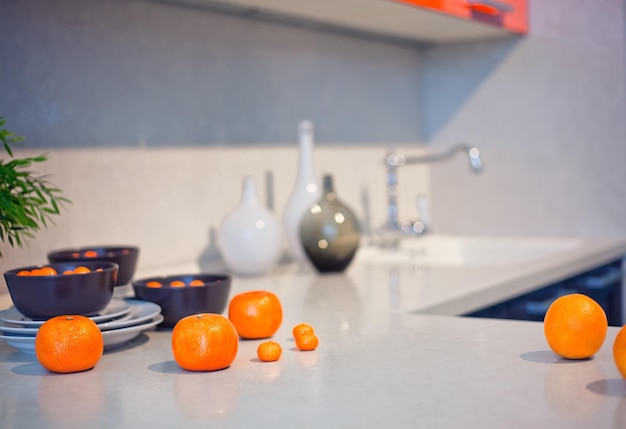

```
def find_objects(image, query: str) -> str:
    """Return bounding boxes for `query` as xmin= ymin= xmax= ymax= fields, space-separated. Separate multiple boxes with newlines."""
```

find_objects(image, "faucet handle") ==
xmin=468 ymin=147 xmax=483 ymax=172
xmin=416 ymin=195 xmax=430 ymax=230
xmin=398 ymin=220 xmax=426 ymax=235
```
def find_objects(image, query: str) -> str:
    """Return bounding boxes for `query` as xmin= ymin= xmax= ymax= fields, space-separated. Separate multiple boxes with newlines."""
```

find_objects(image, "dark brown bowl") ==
xmin=47 ymin=245 xmax=139 ymax=286
xmin=132 ymin=274 xmax=231 ymax=327
xmin=4 ymin=261 xmax=118 ymax=319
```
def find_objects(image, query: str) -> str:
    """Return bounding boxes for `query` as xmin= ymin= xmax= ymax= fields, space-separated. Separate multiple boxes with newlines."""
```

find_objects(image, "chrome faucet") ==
xmin=383 ymin=143 xmax=483 ymax=236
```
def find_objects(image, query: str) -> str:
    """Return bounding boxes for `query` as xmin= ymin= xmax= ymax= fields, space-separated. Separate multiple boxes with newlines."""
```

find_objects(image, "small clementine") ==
xmin=73 ymin=266 xmax=91 ymax=274
xmin=292 ymin=323 xmax=314 ymax=339
xmin=228 ymin=290 xmax=283 ymax=339
xmin=295 ymin=333 xmax=319 ymax=351
xmin=170 ymin=280 xmax=186 ymax=288
xmin=189 ymin=279 xmax=204 ymax=287
xmin=38 ymin=266 xmax=58 ymax=276
xmin=35 ymin=315 xmax=104 ymax=373
xmin=172 ymin=313 xmax=239 ymax=371
xmin=18 ymin=266 xmax=59 ymax=276
xmin=146 ymin=281 xmax=162 ymax=288
xmin=544 ymin=293 xmax=607 ymax=359
xmin=257 ymin=341 xmax=282 ymax=362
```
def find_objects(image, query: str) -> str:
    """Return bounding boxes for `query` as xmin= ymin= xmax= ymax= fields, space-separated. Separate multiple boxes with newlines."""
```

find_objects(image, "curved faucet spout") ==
xmin=383 ymin=143 xmax=484 ymax=234
xmin=388 ymin=143 xmax=483 ymax=173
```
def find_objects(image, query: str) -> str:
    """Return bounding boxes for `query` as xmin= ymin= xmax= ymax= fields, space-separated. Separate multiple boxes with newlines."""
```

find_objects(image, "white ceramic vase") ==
xmin=282 ymin=120 xmax=321 ymax=264
xmin=218 ymin=176 xmax=283 ymax=277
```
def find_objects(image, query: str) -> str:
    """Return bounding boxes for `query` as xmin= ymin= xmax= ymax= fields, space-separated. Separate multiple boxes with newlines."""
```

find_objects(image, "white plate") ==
xmin=0 ymin=314 xmax=137 ymax=336
xmin=0 ymin=314 xmax=164 ymax=354
xmin=0 ymin=300 xmax=161 ymax=335
xmin=0 ymin=334 xmax=36 ymax=354
xmin=0 ymin=321 xmax=37 ymax=337
xmin=0 ymin=299 xmax=131 ymax=327
xmin=97 ymin=300 xmax=161 ymax=331
xmin=102 ymin=314 xmax=163 ymax=350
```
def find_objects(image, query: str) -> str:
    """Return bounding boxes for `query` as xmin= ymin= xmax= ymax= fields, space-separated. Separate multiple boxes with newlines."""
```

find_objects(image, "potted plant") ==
xmin=0 ymin=117 xmax=69 ymax=256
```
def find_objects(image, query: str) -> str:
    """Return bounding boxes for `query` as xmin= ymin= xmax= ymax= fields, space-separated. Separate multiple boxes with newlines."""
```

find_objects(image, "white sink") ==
xmin=355 ymin=235 xmax=583 ymax=267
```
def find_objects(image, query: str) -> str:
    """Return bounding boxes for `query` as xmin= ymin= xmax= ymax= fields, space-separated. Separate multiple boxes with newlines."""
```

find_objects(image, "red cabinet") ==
xmin=393 ymin=0 xmax=527 ymax=34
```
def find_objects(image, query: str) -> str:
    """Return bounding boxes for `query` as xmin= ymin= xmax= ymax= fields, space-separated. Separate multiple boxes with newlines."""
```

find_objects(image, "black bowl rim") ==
xmin=4 ymin=261 xmax=119 ymax=277
xmin=132 ymin=273 xmax=230 ymax=289
xmin=47 ymin=245 xmax=139 ymax=259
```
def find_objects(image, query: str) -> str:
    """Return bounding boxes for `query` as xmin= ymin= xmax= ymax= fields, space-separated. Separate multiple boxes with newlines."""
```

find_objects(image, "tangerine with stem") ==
xmin=35 ymin=315 xmax=104 ymax=373
xmin=544 ymin=293 xmax=607 ymax=359
xmin=172 ymin=313 xmax=239 ymax=371
xmin=292 ymin=323 xmax=314 ymax=339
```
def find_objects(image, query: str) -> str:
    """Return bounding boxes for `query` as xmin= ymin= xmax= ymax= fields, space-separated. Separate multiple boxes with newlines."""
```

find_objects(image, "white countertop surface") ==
xmin=1 ymin=236 xmax=626 ymax=428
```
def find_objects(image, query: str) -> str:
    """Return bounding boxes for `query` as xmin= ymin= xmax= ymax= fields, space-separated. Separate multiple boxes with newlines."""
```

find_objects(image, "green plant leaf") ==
xmin=0 ymin=117 xmax=71 ymax=257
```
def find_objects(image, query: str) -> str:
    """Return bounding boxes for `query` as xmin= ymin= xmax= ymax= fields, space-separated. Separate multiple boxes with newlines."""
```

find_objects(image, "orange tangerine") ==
xmin=35 ymin=315 xmax=104 ymax=373
xmin=228 ymin=291 xmax=283 ymax=339
xmin=172 ymin=313 xmax=239 ymax=371
xmin=257 ymin=341 xmax=282 ymax=362
xmin=544 ymin=293 xmax=607 ymax=359
xmin=614 ymin=325 xmax=626 ymax=378
xmin=38 ymin=267 xmax=58 ymax=276
xmin=295 ymin=333 xmax=319 ymax=351
xmin=146 ymin=281 xmax=163 ymax=288
xmin=73 ymin=266 xmax=91 ymax=274
xmin=292 ymin=323 xmax=315 ymax=339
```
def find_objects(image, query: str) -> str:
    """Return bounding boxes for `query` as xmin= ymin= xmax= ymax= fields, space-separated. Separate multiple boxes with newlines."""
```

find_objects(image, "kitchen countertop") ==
xmin=1 ymin=236 xmax=626 ymax=428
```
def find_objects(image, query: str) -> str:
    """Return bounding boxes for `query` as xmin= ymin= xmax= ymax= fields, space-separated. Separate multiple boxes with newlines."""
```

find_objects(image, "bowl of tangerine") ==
xmin=47 ymin=245 xmax=139 ymax=286
xmin=132 ymin=274 xmax=231 ymax=327
xmin=3 ymin=261 xmax=119 ymax=319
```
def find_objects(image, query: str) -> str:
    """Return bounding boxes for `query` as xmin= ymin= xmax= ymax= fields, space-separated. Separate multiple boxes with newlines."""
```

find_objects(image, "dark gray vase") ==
xmin=299 ymin=175 xmax=361 ymax=273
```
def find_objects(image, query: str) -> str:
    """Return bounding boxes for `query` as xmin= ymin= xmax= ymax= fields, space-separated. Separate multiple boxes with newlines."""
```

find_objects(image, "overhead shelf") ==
xmin=161 ymin=0 xmax=526 ymax=44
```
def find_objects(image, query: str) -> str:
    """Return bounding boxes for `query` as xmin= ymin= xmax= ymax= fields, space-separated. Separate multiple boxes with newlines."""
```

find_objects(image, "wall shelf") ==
xmin=160 ymin=0 xmax=526 ymax=45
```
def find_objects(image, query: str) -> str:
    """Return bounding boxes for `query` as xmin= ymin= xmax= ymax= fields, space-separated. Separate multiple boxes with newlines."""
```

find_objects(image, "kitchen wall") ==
xmin=423 ymin=0 xmax=626 ymax=238
xmin=1 ymin=0 xmax=625 ymax=285
xmin=0 ymin=0 xmax=422 ymax=146
xmin=0 ymin=0 xmax=428 ymax=280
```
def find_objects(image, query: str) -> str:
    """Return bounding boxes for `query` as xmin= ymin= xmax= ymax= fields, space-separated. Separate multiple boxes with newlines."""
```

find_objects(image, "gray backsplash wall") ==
xmin=1 ymin=0 xmax=422 ymax=147
xmin=422 ymin=0 xmax=626 ymax=238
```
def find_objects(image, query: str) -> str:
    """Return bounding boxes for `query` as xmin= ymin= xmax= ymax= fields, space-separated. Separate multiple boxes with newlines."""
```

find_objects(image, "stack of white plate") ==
xmin=0 ymin=299 xmax=163 ymax=354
